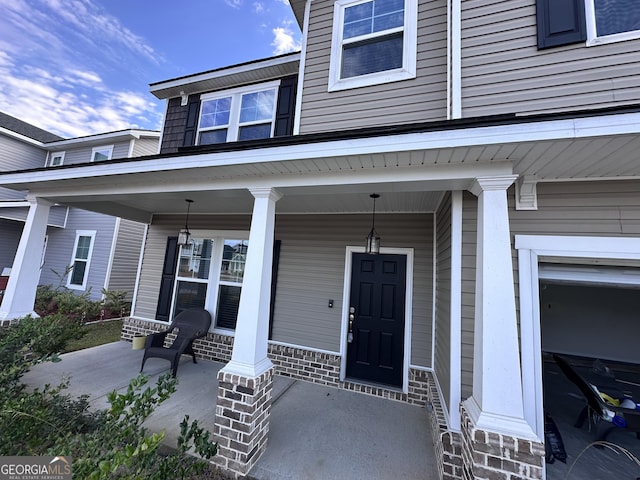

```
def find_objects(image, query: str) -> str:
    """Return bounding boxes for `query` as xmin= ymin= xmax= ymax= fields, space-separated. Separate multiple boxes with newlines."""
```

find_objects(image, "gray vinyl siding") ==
xmin=131 ymin=137 xmax=160 ymax=157
xmin=297 ymin=0 xmax=448 ymax=134
xmin=461 ymin=0 xmax=640 ymax=117
xmin=0 ymin=134 xmax=46 ymax=171
xmin=0 ymin=187 xmax=27 ymax=201
xmin=461 ymin=191 xmax=477 ymax=400
xmin=105 ymin=219 xmax=146 ymax=299
xmin=0 ymin=219 xmax=22 ymax=271
xmin=135 ymin=213 xmax=434 ymax=365
xmin=58 ymin=141 xmax=132 ymax=166
xmin=39 ymin=209 xmax=117 ymax=300
xmin=0 ymin=205 xmax=67 ymax=228
xmin=434 ymin=193 xmax=452 ymax=411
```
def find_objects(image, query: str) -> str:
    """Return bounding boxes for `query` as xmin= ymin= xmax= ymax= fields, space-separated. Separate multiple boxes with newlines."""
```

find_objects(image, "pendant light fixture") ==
xmin=365 ymin=193 xmax=381 ymax=254
xmin=177 ymin=199 xmax=194 ymax=246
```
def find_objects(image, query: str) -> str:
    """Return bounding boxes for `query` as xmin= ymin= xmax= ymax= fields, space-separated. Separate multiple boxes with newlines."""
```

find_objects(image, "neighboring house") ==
xmin=1 ymin=0 xmax=640 ymax=478
xmin=0 ymin=112 xmax=159 ymax=309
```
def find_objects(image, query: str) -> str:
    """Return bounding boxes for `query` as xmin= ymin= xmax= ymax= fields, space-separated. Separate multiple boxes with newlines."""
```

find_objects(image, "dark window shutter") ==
xmin=155 ymin=236 xmax=179 ymax=321
xmin=268 ymin=239 xmax=281 ymax=339
xmin=536 ymin=0 xmax=586 ymax=49
xmin=274 ymin=76 xmax=298 ymax=137
xmin=183 ymin=96 xmax=201 ymax=147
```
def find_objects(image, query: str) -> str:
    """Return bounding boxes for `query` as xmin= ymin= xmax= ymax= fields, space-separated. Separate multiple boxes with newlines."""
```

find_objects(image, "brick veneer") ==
xmin=426 ymin=379 xmax=463 ymax=480
xmin=212 ymin=368 xmax=274 ymax=478
xmin=460 ymin=404 xmax=544 ymax=480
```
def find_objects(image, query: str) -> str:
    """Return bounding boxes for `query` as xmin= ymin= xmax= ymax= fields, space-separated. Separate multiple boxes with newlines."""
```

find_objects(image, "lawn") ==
xmin=63 ymin=318 xmax=124 ymax=353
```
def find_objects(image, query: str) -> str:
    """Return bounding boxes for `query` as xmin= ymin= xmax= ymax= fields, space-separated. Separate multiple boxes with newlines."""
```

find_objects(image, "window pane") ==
xmin=200 ymin=97 xmax=231 ymax=128
xmin=594 ymin=0 xmax=640 ymax=36
xmin=76 ymin=236 xmax=92 ymax=260
xmin=93 ymin=151 xmax=109 ymax=161
xmin=174 ymin=281 xmax=207 ymax=316
xmin=178 ymin=239 xmax=212 ymax=279
xmin=341 ymin=33 xmax=403 ymax=78
xmin=220 ymin=240 xmax=248 ymax=283
xmin=70 ymin=260 xmax=87 ymax=285
xmin=238 ymin=123 xmax=272 ymax=141
xmin=199 ymin=129 xmax=228 ymax=145
xmin=239 ymin=90 xmax=276 ymax=123
xmin=344 ymin=0 xmax=403 ymax=39
xmin=216 ymin=285 xmax=241 ymax=329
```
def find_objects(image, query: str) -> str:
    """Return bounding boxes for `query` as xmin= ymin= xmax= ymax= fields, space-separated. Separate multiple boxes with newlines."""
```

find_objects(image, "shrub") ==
xmin=0 ymin=315 xmax=218 ymax=479
xmin=34 ymin=285 xmax=129 ymax=322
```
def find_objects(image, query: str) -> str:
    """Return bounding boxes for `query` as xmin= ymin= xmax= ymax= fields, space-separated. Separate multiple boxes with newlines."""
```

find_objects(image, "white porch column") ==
xmin=222 ymin=187 xmax=282 ymax=378
xmin=462 ymin=175 xmax=536 ymax=439
xmin=0 ymin=197 xmax=51 ymax=321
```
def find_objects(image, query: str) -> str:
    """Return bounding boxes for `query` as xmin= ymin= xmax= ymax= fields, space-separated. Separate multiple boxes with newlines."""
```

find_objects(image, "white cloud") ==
xmin=225 ymin=0 xmax=243 ymax=8
xmin=253 ymin=1 xmax=265 ymax=13
xmin=271 ymin=26 xmax=301 ymax=55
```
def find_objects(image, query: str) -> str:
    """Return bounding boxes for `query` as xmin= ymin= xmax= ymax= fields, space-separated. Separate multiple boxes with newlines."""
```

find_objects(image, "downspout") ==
xmin=449 ymin=0 xmax=462 ymax=119
xmin=293 ymin=0 xmax=312 ymax=135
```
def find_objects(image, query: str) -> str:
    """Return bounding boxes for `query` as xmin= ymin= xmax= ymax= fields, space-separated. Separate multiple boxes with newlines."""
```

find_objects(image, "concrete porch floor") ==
xmin=22 ymin=341 xmax=438 ymax=479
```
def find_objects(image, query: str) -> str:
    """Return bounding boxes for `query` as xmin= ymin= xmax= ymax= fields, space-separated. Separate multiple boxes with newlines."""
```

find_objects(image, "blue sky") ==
xmin=0 ymin=0 xmax=301 ymax=138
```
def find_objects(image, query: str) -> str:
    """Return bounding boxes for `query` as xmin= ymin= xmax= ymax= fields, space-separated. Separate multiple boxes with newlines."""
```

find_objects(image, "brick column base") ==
xmin=460 ymin=404 xmax=544 ymax=480
xmin=212 ymin=368 xmax=274 ymax=478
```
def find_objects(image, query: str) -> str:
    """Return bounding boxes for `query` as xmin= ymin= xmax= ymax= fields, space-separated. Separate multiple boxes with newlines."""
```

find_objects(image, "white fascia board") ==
xmin=0 ymin=127 xmax=46 ymax=147
xmin=44 ymin=130 xmax=160 ymax=149
xmin=149 ymin=53 xmax=301 ymax=97
xmin=3 ymin=112 xmax=640 ymax=187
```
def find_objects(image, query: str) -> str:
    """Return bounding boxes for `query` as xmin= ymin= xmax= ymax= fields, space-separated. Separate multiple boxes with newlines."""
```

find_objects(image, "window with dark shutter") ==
xmin=536 ymin=0 xmax=587 ymax=49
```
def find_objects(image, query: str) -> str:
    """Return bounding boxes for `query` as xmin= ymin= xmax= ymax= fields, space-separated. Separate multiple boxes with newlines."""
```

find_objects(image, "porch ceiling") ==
xmin=1 ymin=111 xmax=638 ymax=223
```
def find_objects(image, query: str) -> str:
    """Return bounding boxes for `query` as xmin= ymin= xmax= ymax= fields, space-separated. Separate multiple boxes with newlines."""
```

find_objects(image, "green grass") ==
xmin=63 ymin=319 xmax=124 ymax=353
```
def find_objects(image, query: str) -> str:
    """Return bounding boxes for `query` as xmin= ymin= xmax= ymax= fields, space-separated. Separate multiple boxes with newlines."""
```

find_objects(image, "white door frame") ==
xmin=340 ymin=246 xmax=414 ymax=393
xmin=515 ymin=234 xmax=640 ymax=440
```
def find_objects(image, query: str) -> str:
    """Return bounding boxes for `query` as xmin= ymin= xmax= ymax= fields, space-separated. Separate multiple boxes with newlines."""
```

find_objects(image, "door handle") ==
xmin=348 ymin=306 xmax=355 ymax=343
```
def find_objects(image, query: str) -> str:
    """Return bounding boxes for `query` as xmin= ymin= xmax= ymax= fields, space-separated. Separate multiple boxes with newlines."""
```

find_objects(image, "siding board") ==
xmin=435 ymin=193 xmax=452 ymax=411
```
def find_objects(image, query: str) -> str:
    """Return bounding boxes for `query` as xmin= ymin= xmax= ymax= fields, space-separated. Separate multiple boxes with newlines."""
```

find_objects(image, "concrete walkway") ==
xmin=22 ymin=341 xmax=438 ymax=479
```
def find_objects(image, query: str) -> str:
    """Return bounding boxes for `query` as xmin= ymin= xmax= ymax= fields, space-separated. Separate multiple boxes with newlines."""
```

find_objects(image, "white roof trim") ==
xmin=45 ymin=129 xmax=160 ymax=148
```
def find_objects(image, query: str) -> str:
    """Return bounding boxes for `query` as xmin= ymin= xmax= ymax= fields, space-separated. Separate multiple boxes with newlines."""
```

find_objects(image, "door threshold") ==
xmin=344 ymin=378 xmax=404 ymax=394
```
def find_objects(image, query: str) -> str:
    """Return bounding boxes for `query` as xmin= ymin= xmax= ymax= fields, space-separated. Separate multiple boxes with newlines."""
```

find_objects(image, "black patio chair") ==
xmin=553 ymin=354 xmax=640 ymax=443
xmin=140 ymin=308 xmax=212 ymax=377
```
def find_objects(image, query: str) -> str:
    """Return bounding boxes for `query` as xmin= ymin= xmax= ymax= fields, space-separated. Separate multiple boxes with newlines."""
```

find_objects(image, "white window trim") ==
xmin=328 ymin=0 xmax=418 ymax=92
xmin=66 ymin=230 xmax=96 ymax=291
xmin=169 ymin=230 xmax=250 ymax=333
xmin=515 ymin=234 xmax=640 ymax=445
xmin=48 ymin=151 xmax=65 ymax=167
xmin=585 ymin=0 xmax=640 ymax=46
xmin=197 ymin=81 xmax=281 ymax=145
xmin=91 ymin=145 xmax=114 ymax=162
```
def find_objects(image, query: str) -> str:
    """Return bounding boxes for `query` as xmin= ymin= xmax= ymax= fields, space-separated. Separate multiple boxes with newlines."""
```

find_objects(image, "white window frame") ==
xmin=328 ymin=0 xmax=417 ymax=92
xmin=585 ymin=0 xmax=640 ymax=46
xmin=66 ymin=230 xmax=96 ymax=291
xmin=91 ymin=145 xmax=114 ymax=162
xmin=196 ymin=81 xmax=280 ymax=145
xmin=169 ymin=230 xmax=250 ymax=333
xmin=515 ymin=234 xmax=640 ymax=444
xmin=48 ymin=151 xmax=65 ymax=167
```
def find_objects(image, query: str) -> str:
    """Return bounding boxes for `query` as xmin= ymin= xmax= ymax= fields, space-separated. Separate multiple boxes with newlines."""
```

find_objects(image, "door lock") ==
xmin=348 ymin=306 xmax=355 ymax=343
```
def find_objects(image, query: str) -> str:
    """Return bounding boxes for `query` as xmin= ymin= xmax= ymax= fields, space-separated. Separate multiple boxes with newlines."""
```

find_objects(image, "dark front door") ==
xmin=346 ymin=253 xmax=407 ymax=387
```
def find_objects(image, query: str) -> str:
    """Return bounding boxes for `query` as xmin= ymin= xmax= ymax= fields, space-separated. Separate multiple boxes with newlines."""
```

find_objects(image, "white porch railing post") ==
xmin=462 ymin=175 xmax=536 ymax=439
xmin=222 ymin=187 xmax=282 ymax=377
xmin=0 ymin=197 xmax=51 ymax=321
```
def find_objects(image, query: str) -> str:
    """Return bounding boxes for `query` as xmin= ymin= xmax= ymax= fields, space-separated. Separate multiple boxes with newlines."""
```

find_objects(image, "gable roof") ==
xmin=0 ymin=111 xmax=63 ymax=143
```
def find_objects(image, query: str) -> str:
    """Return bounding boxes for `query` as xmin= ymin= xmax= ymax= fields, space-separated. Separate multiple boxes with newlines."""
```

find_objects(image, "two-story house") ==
xmin=1 ymin=0 xmax=640 ymax=478
xmin=0 ymin=112 xmax=159 ymax=313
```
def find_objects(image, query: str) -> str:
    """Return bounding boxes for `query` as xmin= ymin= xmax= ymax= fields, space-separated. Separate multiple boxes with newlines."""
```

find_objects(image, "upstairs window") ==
xmin=197 ymin=81 xmax=279 ymax=146
xmin=329 ymin=0 xmax=417 ymax=91
xmin=48 ymin=152 xmax=65 ymax=167
xmin=91 ymin=145 xmax=113 ymax=162
xmin=586 ymin=0 xmax=640 ymax=44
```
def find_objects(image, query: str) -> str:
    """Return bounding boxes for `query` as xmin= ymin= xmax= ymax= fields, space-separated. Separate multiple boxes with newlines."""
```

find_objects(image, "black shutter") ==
xmin=274 ymin=76 xmax=298 ymax=137
xmin=155 ymin=236 xmax=179 ymax=321
xmin=268 ymin=240 xmax=281 ymax=339
xmin=183 ymin=96 xmax=201 ymax=147
xmin=536 ymin=0 xmax=587 ymax=49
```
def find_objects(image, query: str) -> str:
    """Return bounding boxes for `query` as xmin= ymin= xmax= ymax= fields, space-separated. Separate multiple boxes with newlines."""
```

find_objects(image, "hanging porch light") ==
xmin=365 ymin=193 xmax=381 ymax=254
xmin=177 ymin=199 xmax=194 ymax=246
